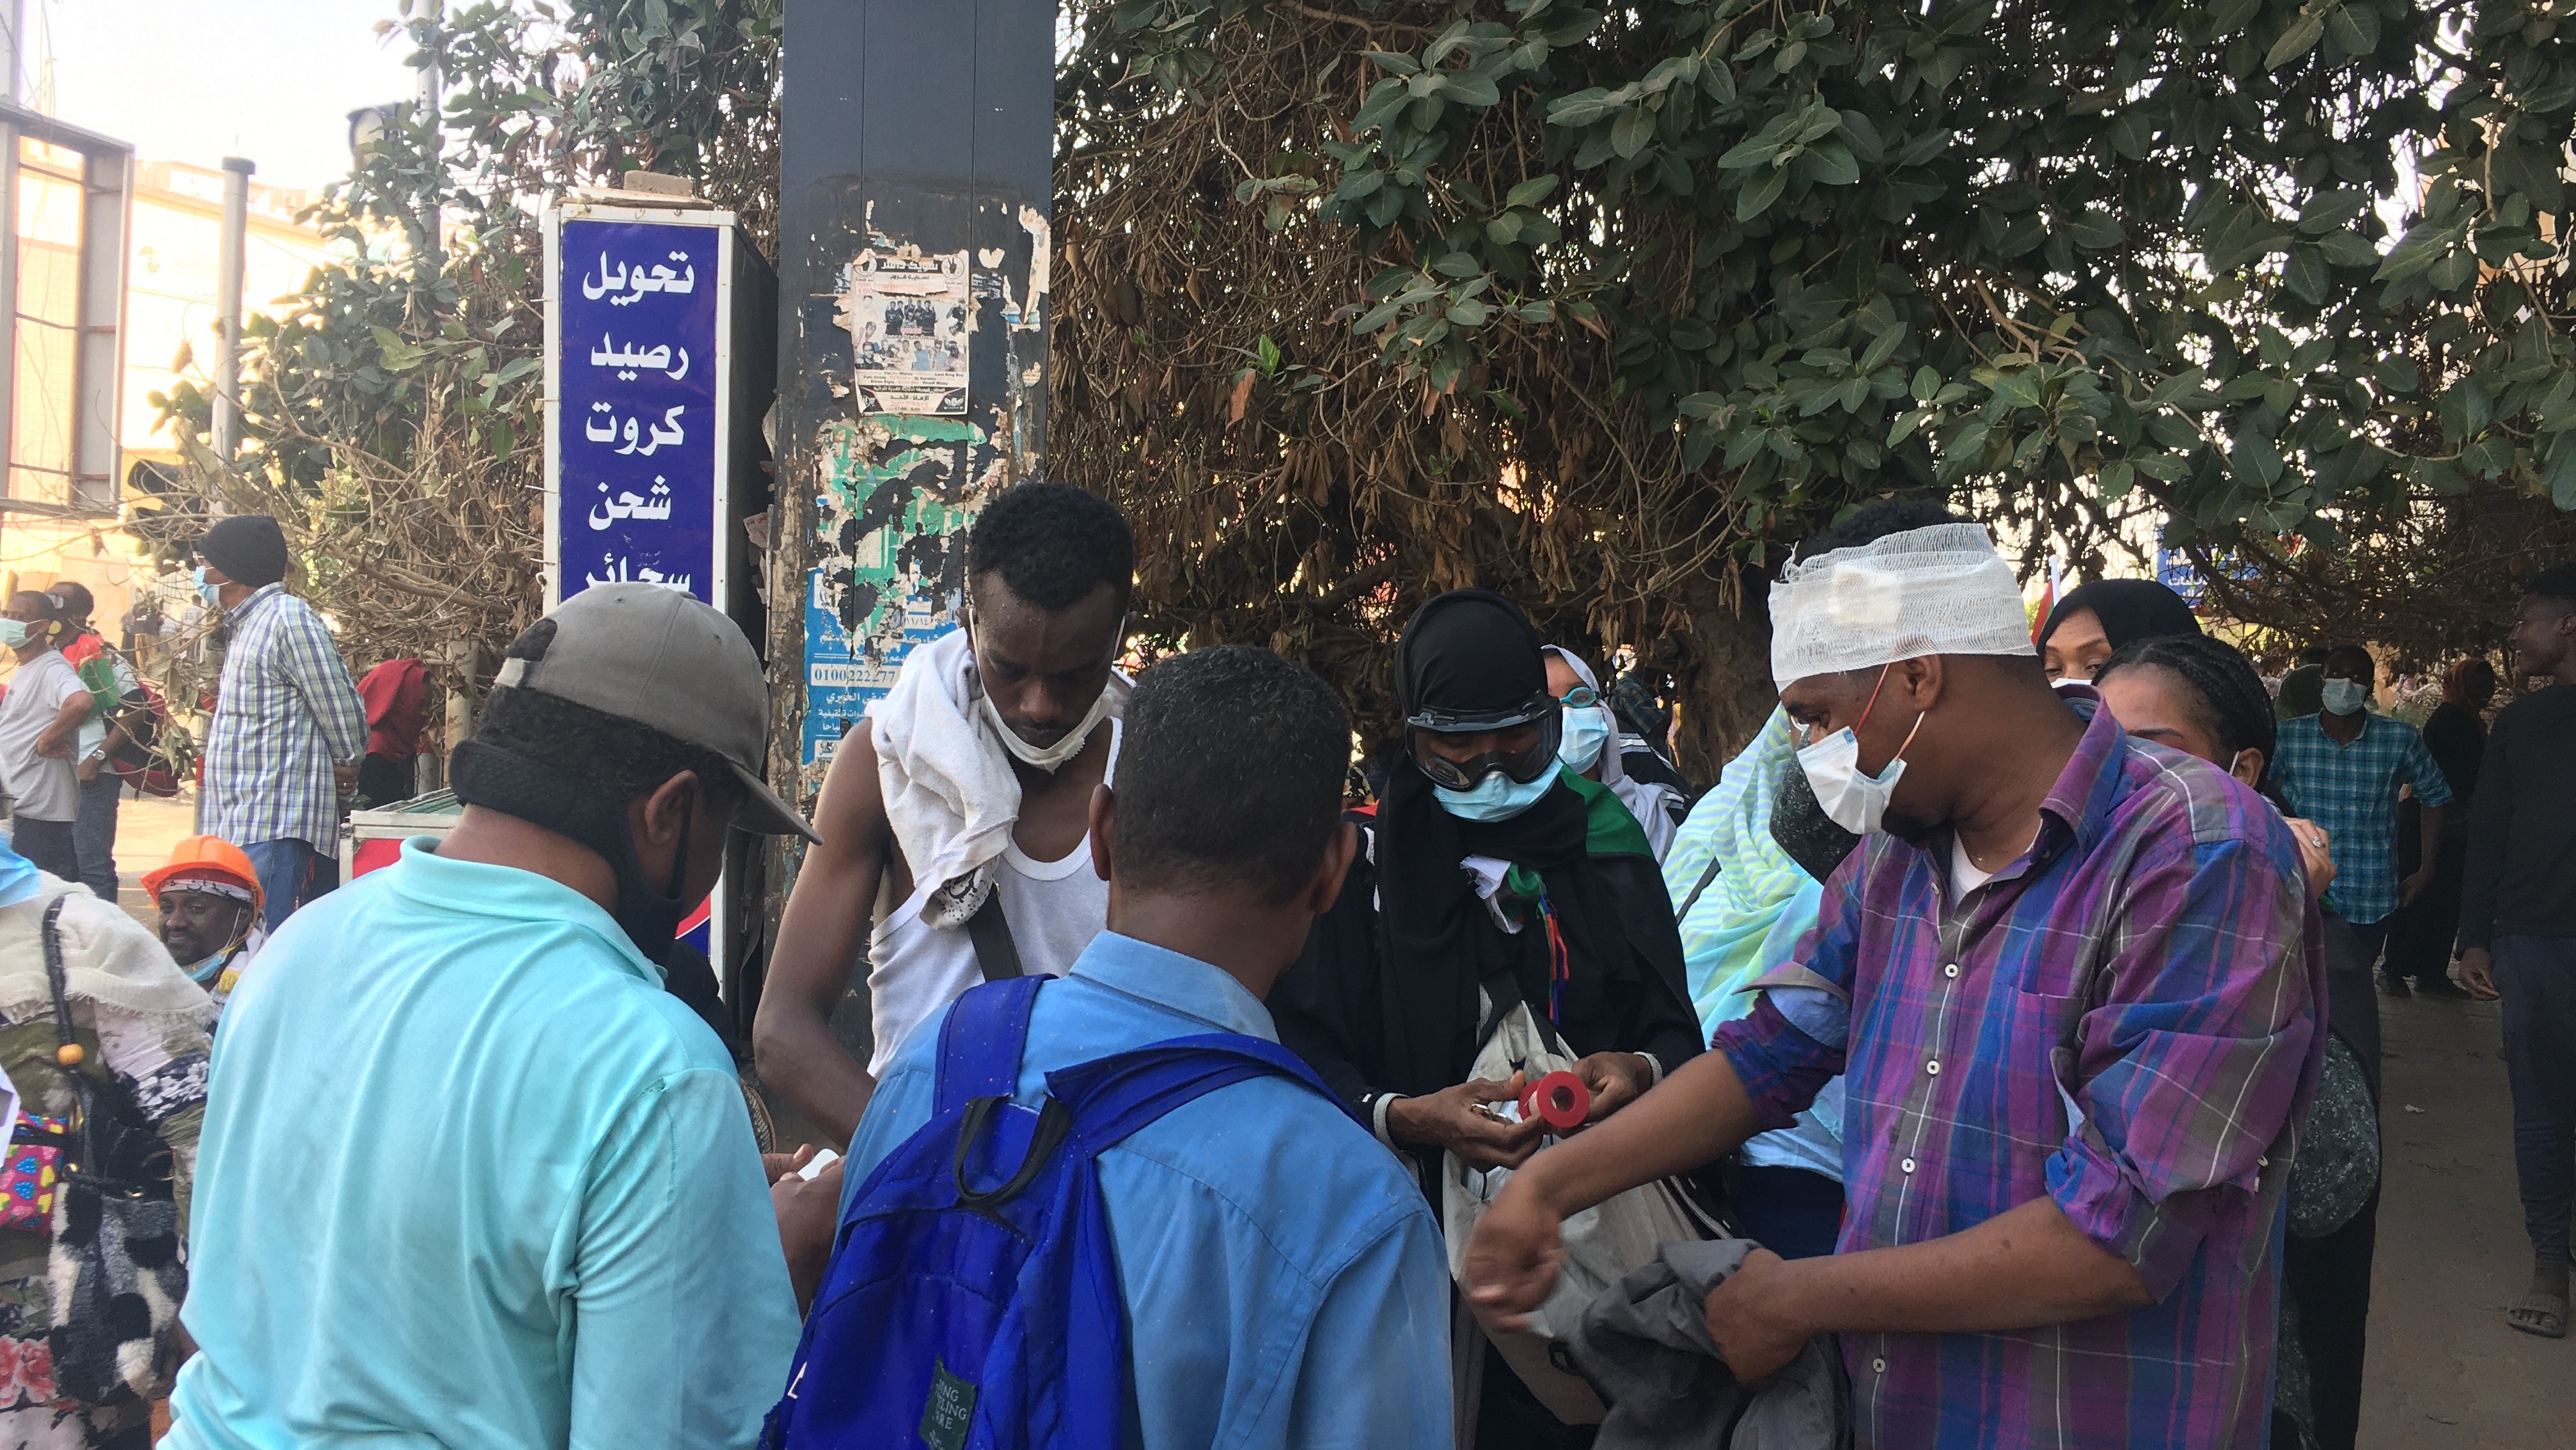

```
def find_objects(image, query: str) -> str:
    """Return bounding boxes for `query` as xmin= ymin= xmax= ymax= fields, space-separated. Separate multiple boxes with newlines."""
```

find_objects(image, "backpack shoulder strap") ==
xmin=964 ymin=892 xmax=1023 ymax=982
xmin=1044 ymin=1032 xmax=1363 ymax=1155
xmin=932 ymin=974 xmax=1046 ymax=1116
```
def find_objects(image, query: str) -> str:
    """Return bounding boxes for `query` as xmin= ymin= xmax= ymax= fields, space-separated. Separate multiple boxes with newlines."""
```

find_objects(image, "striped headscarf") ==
xmin=1661 ymin=706 xmax=1815 ymax=1031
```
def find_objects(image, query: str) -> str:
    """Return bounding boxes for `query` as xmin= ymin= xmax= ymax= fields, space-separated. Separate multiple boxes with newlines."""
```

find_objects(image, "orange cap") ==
xmin=141 ymin=835 xmax=264 ymax=913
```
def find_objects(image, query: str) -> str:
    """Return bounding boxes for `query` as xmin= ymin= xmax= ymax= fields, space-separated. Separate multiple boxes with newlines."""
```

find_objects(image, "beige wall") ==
xmin=1 ymin=161 xmax=338 ymax=645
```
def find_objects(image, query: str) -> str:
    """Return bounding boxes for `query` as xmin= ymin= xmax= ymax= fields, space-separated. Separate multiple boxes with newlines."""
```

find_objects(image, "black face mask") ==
xmin=1770 ymin=761 xmax=1864 ymax=885
xmin=450 ymin=739 xmax=697 ymax=966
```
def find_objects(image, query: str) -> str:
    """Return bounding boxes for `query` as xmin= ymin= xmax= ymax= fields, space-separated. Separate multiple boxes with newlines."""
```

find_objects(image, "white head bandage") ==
xmin=1768 ymin=523 xmax=2033 ymax=688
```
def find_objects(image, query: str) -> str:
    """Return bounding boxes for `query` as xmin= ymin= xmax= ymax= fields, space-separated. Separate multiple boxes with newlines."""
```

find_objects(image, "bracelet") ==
xmin=1368 ymin=1091 xmax=1408 ymax=1151
xmin=1638 ymin=1052 xmax=1664 ymax=1087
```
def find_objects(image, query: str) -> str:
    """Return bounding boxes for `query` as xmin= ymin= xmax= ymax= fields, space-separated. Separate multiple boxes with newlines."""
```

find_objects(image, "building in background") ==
xmin=0 ymin=99 xmax=129 ymax=624
xmin=0 ymin=134 xmax=334 ymax=649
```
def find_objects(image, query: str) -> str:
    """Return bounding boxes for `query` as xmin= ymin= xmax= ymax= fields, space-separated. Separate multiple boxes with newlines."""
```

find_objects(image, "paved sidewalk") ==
xmin=2362 ymin=989 xmax=2575 ymax=1447
xmin=109 ymin=790 xmax=198 ymax=926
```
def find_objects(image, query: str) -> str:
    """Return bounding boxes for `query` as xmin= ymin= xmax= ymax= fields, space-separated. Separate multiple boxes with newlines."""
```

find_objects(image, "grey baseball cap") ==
xmin=493 ymin=583 xmax=820 ymax=842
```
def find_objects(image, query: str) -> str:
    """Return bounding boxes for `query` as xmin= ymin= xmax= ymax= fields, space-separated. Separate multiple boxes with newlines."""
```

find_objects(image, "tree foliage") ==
xmin=144 ymin=0 xmax=782 ymax=699
xmin=1054 ymin=0 xmax=2576 ymax=766
xmin=137 ymin=0 xmax=2576 ymax=778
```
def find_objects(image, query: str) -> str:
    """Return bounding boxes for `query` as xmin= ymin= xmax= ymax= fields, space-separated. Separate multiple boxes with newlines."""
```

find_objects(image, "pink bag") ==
xmin=0 ymin=1114 xmax=70 ymax=1230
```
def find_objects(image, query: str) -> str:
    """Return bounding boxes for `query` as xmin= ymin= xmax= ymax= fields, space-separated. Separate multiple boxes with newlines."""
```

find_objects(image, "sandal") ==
xmin=2507 ymin=1290 xmax=2568 ymax=1339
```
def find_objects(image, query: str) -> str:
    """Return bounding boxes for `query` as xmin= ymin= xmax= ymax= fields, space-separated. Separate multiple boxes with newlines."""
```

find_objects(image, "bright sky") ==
xmin=29 ymin=0 xmax=423 ymax=194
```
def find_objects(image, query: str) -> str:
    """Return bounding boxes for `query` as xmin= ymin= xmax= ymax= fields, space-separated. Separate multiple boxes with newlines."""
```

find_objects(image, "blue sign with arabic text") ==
xmin=557 ymin=218 xmax=720 ymax=603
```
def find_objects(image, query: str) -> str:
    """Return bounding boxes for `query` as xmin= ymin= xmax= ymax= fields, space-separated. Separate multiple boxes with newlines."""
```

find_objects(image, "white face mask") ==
xmin=978 ymin=685 xmax=1111 ymax=773
xmin=1793 ymin=667 xmax=1928 ymax=835
xmin=2319 ymin=679 xmax=2368 ymax=716
xmin=1557 ymin=704 xmax=1612 ymax=772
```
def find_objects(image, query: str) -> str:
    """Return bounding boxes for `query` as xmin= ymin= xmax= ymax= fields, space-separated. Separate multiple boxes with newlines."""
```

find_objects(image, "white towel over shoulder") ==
xmin=867 ymin=627 xmax=1127 ymax=929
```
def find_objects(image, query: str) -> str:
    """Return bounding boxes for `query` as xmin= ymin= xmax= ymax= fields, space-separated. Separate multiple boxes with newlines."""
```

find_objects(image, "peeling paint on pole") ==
xmin=766 ymin=0 xmax=1054 ymax=964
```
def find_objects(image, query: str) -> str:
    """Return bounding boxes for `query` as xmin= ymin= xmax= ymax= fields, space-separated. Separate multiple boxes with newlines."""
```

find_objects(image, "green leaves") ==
xmin=2266 ymin=10 xmax=2327 ymax=71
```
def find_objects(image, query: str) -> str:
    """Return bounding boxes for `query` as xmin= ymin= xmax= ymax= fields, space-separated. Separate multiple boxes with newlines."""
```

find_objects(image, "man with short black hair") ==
xmin=2457 ymin=563 xmax=2576 ymax=1339
xmin=194 ymin=514 xmax=368 ymax=929
xmin=838 ymin=645 xmax=1451 ymax=1447
xmin=2277 ymin=643 xmax=2331 ymax=720
xmin=758 ymin=480 xmax=1137 ymax=1146
xmin=2271 ymin=644 xmax=2451 ymax=993
xmin=1466 ymin=512 xmax=2322 ymax=1450
xmin=168 ymin=584 xmax=829 ymax=1450
xmin=0 ymin=590 xmax=95 ymax=881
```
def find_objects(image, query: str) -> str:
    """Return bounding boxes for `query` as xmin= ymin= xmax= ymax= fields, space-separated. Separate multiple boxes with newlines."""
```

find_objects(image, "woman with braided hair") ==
xmin=2096 ymin=633 xmax=2378 ymax=1450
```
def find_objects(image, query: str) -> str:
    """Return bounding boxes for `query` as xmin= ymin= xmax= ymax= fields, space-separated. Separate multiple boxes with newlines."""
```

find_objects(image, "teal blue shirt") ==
xmin=166 ymin=839 xmax=799 ymax=1450
xmin=844 ymin=931 xmax=1454 ymax=1450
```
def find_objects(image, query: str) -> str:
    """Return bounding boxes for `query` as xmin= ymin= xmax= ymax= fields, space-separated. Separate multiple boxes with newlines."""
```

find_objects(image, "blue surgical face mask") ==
xmin=1434 ymin=763 xmax=1560 ymax=823
xmin=194 ymin=565 xmax=222 ymax=607
xmin=0 ymin=619 xmax=29 ymax=650
xmin=2320 ymin=679 xmax=2368 ymax=716
xmin=1557 ymin=704 xmax=1612 ymax=773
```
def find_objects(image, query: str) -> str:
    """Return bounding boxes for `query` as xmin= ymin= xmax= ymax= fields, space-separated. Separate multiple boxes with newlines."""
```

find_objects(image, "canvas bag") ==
xmin=1443 ymin=990 xmax=1715 ymax=1425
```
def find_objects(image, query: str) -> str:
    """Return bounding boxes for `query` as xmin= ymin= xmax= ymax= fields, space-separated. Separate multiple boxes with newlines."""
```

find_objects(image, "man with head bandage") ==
xmin=1465 ymin=502 xmax=2326 ymax=1450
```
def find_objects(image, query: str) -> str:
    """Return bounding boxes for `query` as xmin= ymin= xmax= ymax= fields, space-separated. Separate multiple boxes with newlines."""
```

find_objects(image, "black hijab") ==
xmin=1374 ymin=592 xmax=1645 ymax=1089
xmin=2039 ymin=578 xmax=2202 ymax=655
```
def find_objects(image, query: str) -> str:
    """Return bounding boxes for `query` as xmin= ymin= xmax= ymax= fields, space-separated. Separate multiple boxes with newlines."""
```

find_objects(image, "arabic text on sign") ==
xmin=585 ymin=403 xmax=687 ymax=455
xmin=579 ymin=251 xmax=700 ymax=306
xmin=584 ymin=554 xmax=695 ymax=593
xmin=587 ymin=333 xmax=691 ymax=382
xmin=589 ymin=478 xmax=676 ymax=532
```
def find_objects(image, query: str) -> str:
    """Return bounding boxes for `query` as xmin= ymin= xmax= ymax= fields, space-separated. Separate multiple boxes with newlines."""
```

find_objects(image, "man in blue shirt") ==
xmin=843 ymin=645 xmax=1453 ymax=1449
xmin=169 ymin=584 xmax=833 ymax=1450
xmin=2272 ymin=644 xmax=2451 ymax=991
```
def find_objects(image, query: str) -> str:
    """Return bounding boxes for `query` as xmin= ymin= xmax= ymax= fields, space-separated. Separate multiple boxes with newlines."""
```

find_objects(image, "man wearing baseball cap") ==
xmin=169 ymin=585 xmax=829 ymax=1450
xmin=192 ymin=514 xmax=368 ymax=929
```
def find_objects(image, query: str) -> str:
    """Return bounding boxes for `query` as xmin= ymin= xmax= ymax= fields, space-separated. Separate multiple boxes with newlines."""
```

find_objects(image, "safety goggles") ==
xmin=1406 ymin=693 xmax=1561 ymax=790
xmin=1556 ymin=685 xmax=1601 ymax=709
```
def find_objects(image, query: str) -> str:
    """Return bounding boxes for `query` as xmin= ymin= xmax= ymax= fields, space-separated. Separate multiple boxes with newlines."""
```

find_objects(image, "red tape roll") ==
xmin=1518 ymin=1071 xmax=1590 ymax=1131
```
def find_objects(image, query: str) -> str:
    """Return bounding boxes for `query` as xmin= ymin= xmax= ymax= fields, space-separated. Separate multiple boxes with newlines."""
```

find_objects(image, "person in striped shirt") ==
xmin=195 ymin=515 xmax=368 ymax=931
xmin=1465 ymin=503 xmax=2323 ymax=1450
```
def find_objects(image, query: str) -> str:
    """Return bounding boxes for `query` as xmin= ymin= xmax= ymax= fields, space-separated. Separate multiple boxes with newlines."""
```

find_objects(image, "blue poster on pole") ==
xmin=554 ymin=218 xmax=721 ymax=603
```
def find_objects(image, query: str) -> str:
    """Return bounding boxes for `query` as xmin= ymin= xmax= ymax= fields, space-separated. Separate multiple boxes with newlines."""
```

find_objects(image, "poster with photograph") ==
xmin=838 ymin=249 xmax=970 ymax=415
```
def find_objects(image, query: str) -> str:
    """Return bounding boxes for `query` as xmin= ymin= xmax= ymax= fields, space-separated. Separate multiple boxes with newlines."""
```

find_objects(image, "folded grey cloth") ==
xmin=1569 ymin=1238 xmax=1850 ymax=1450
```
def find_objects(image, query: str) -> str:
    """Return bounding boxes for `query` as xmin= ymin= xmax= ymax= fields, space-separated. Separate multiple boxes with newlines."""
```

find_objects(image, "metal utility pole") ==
xmin=1 ymin=0 xmax=22 ymax=106
xmin=412 ymin=0 xmax=443 ymax=116
xmin=411 ymin=0 xmax=443 ymax=273
xmin=211 ymin=157 xmax=253 ymax=463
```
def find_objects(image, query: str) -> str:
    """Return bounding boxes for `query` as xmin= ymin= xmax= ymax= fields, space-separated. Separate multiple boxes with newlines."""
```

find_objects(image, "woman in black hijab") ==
xmin=2038 ymin=577 xmax=2202 ymax=682
xmin=1270 ymin=590 xmax=1704 ymax=1450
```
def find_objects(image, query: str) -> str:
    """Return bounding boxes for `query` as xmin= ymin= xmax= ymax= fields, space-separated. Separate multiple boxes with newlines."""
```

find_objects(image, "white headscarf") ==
xmin=1543 ymin=647 xmax=1685 ymax=859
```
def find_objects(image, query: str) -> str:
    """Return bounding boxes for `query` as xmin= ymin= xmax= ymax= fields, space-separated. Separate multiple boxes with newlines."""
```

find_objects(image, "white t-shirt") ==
xmin=0 ymin=651 xmax=91 ymax=822
xmin=1949 ymin=836 xmax=1998 ymax=900
xmin=863 ymin=721 xmax=1120 ymax=1075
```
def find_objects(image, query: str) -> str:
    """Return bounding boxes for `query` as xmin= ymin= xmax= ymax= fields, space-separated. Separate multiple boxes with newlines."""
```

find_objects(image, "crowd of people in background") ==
xmin=0 ymin=491 xmax=2556 ymax=1450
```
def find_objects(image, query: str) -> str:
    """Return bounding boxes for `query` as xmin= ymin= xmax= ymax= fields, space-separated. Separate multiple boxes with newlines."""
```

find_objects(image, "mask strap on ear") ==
xmin=1854 ymin=662 xmax=1897 ymax=732
xmin=1890 ymin=703 xmax=1929 ymax=762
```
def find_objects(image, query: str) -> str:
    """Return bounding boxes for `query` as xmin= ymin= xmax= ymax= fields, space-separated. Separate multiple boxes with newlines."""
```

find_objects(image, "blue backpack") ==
xmin=763 ymin=973 xmax=1361 ymax=1450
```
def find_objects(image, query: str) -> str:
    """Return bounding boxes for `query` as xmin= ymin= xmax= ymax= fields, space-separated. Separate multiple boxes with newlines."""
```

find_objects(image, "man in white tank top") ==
xmin=754 ymin=483 xmax=1133 ymax=1146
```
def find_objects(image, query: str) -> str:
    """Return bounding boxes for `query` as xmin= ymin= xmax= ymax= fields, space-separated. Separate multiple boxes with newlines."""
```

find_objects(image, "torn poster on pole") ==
xmin=798 ymin=414 xmax=991 ymax=765
xmin=836 ymin=248 xmax=970 ymax=415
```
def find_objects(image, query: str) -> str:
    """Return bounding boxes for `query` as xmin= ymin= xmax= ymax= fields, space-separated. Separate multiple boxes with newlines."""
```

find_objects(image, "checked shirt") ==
xmin=202 ymin=584 xmax=367 ymax=853
xmin=1715 ymin=691 xmax=2325 ymax=1450
xmin=2270 ymin=711 xmax=2452 ymax=926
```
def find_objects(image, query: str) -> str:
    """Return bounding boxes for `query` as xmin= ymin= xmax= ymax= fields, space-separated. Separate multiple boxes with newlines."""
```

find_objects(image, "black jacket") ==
xmin=1270 ymin=820 xmax=1704 ymax=1126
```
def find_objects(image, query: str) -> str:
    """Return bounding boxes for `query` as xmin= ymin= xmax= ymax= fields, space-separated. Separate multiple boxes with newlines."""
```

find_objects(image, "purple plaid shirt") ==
xmin=1715 ymin=691 xmax=2323 ymax=1450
